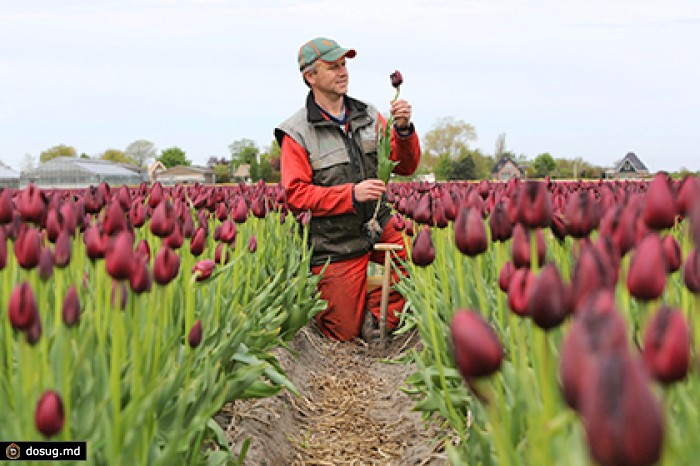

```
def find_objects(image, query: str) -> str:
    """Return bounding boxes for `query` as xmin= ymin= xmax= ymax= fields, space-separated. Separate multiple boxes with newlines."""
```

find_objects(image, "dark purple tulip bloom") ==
xmin=454 ymin=207 xmax=488 ymax=257
xmin=62 ymin=285 xmax=80 ymax=327
xmin=498 ymin=261 xmax=515 ymax=293
xmin=17 ymin=183 xmax=47 ymax=224
xmin=581 ymin=350 xmax=663 ymax=466
xmin=392 ymin=213 xmax=405 ymax=231
xmin=193 ymin=259 xmax=216 ymax=282
xmin=53 ymin=231 xmax=71 ymax=268
xmin=135 ymin=239 xmax=151 ymax=262
xmin=149 ymin=201 xmax=176 ymax=238
xmin=248 ymin=235 xmax=257 ymax=253
xmin=643 ymin=306 xmax=690 ymax=384
xmin=511 ymin=224 xmax=545 ymax=269
xmin=190 ymin=226 xmax=207 ymax=256
xmin=35 ymin=390 xmax=64 ymax=437
xmin=626 ymin=234 xmax=666 ymax=301
xmin=8 ymin=282 xmax=37 ymax=330
xmin=153 ymin=246 xmax=180 ymax=285
xmin=451 ymin=310 xmax=502 ymax=379
xmin=84 ymin=225 xmax=107 ymax=260
xmin=643 ymin=172 xmax=676 ymax=230
xmin=148 ymin=182 xmax=164 ymax=209
xmin=105 ymin=231 xmax=134 ymax=281
xmin=215 ymin=242 xmax=231 ymax=265
xmin=129 ymin=254 xmax=152 ymax=294
xmin=216 ymin=202 xmax=229 ymax=222
xmin=164 ymin=221 xmax=184 ymax=249
xmin=38 ymin=247 xmax=54 ymax=281
xmin=232 ymin=197 xmax=249 ymax=224
xmin=516 ymin=181 xmax=552 ymax=229
xmin=0 ymin=188 xmax=13 ymax=224
xmin=411 ymin=226 xmax=435 ymax=267
xmin=14 ymin=226 xmax=42 ymax=269
xmin=489 ymin=200 xmax=513 ymax=242
xmin=389 ymin=70 xmax=403 ymax=88
xmin=129 ymin=202 xmax=146 ymax=228
xmin=675 ymin=175 xmax=699 ymax=216
xmin=219 ymin=220 xmax=236 ymax=244
xmin=188 ymin=320 xmax=203 ymax=348
xmin=102 ymin=200 xmax=127 ymax=236
xmin=564 ymin=190 xmax=600 ymax=238
xmin=412 ymin=194 xmax=433 ymax=226
xmin=528 ymin=263 xmax=571 ymax=330
xmin=45 ymin=208 xmax=64 ymax=243
xmin=683 ymin=247 xmax=700 ymax=293
xmin=661 ymin=234 xmax=681 ymax=273
xmin=507 ymin=267 xmax=533 ymax=316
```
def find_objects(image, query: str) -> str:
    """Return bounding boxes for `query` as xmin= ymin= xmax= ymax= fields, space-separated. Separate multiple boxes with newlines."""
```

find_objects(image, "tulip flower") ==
xmin=14 ymin=226 xmax=42 ymax=269
xmin=516 ymin=181 xmax=552 ymax=229
xmin=62 ymin=285 xmax=81 ymax=326
xmin=580 ymin=350 xmax=664 ymax=466
xmin=45 ymin=208 xmax=64 ymax=243
xmin=642 ymin=306 xmax=690 ymax=384
xmin=117 ymin=185 xmax=131 ymax=211
xmin=153 ymin=246 xmax=180 ymax=285
xmin=392 ymin=212 xmax=405 ymax=231
xmin=643 ymin=172 xmax=676 ymax=230
xmin=219 ymin=220 xmax=237 ymax=244
xmin=17 ymin=183 xmax=47 ymax=224
xmin=35 ymin=390 xmax=64 ymax=437
xmin=683 ymin=247 xmax=700 ymax=293
xmin=390 ymin=70 xmax=403 ymax=88
xmin=675 ymin=175 xmax=699 ymax=216
xmin=8 ymin=282 xmax=38 ymax=330
xmin=215 ymin=242 xmax=231 ymax=265
xmin=450 ymin=310 xmax=503 ymax=380
xmin=216 ymin=202 xmax=229 ymax=222
xmin=626 ymin=234 xmax=666 ymax=301
xmin=411 ymin=226 xmax=435 ymax=267
xmin=511 ymin=224 xmax=545 ymax=269
xmin=53 ymin=231 xmax=72 ymax=268
xmin=164 ymin=221 xmax=184 ymax=249
xmin=498 ymin=261 xmax=515 ymax=293
xmin=570 ymin=242 xmax=617 ymax=311
xmin=232 ymin=197 xmax=249 ymax=224
xmin=38 ymin=247 xmax=54 ymax=281
xmin=84 ymin=224 xmax=107 ymax=260
xmin=129 ymin=254 xmax=152 ymax=294
xmin=135 ymin=239 xmax=151 ymax=262
xmin=0 ymin=188 xmax=13 ymax=224
xmin=188 ymin=320 xmax=203 ymax=348
xmin=564 ymin=190 xmax=600 ymax=238
xmin=189 ymin=226 xmax=207 ymax=256
xmin=148 ymin=182 xmax=164 ymax=209
xmin=454 ymin=207 xmax=488 ymax=257
xmin=102 ymin=200 xmax=127 ymax=236
xmin=182 ymin=214 xmax=195 ymax=238
xmin=412 ymin=194 xmax=433 ymax=226
xmin=507 ymin=267 xmax=533 ymax=316
xmin=149 ymin=201 xmax=176 ymax=238
xmin=661 ymin=234 xmax=681 ymax=273
xmin=528 ymin=263 xmax=571 ymax=330
xmin=248 ymin=235 xmax=258 ymax=253
xmin=26 ymin=313 xmax=42 ymax=345
xmin=129 ymin=201 xmax=147 ymax=228
xmin=192 ymin=259 xmax=216 ymax=282
xmin=105 ymin=231 xmax=135 ymax=281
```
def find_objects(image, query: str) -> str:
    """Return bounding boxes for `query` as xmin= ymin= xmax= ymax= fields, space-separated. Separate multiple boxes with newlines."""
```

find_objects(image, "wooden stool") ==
xmin=366 ymin=243 xmax=404 ymax=344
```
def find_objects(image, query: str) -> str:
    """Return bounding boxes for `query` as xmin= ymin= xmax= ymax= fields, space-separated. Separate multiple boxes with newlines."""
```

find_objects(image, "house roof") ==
xmin=31 ymin=157 xmax=142 ymax=177
xmin=156 ymin=165 xmax=213 ymax=176
xmin=614 ymin=152 xmax=649 ymax=172
xmin=491 ymin=156 xmax=523 ymax=174
xmin=233 ymin=163 xmax=250 ymax=178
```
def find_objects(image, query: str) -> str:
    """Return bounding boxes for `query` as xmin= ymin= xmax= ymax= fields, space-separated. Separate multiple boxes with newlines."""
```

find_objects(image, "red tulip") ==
xmin=626 ymin=234 xmax=666 ymax=301
xmin=643 ymin=172 xmax=676 ymax=230
xmin=102 ymin=200 xmax=127 ymax=236
xmin=45 ymin=208 xmax=64 ymax=243
xmin=215 ymin=243 xmax=231 ymax=264
xmin=189 ymin=226 xmax=207 ymax=256
xmin=683 ymin=247 xmax=700 ymax=293
xmin=454 ymin=207 xmax=488 ymax=257
xmin=148 ymin=182 xmax=164 ymax=209
xmin=26 ymin=312 xmax=42 ymax=345
xmin=105 ymin=231 xmax=134 ymax=280
xmin=150 ymin=201 xmax=176 ymax=238
xmin=528 ymin=264 xmax=571 ymax=330
xmin=35 ymin=390 xmax=64 ymax=437
xmin=38 ymin=247 xmax=54 ymax=281
xmin=84 ymin=224 xmax=107 ymax=260
xmin=188 ymin=320 xmax=203 ymax=348
xmin=129 ymin=201 xmax=146 ymax=228
xmin=643 ymin=306 xmax=690 ymax=384
xmin=232 ymin=197 xmax=249 ymax=223
xmin=488 ymin=200 xmax=514 ymax=242
xmin=117 ymin=185 xmax=131 ymax=211
xmin=216 ymin=202 xmax=229 ymax=222
xmin=53 ymin=231 xmax=72 ymax=268
xmin=661 ymin=234 xmax=681 ymax=273
xmin=62 ymin=285 xmax=81 ymax=326
xmin=413 ymin=194 xmax=433 ymax=226
xmin=129 ymin=254 xmax=152 ymax=294
xmin=507 ymin=267 xmax=533 ymax=316
xmin=0 ymin=188 xmax=13 ymax=224
xmin=564 ymin=190 xmax=600 ymax=238
xmin=411 ymin=226 xmax=435 ymax=267
xmin=450 ymin=310 xmax=502 ymax=379
xmin=498 ymin=261 xmax=515 ymax=293
xmin=8 ymin=282 xmax=38 ymax=330
xmin=219 ymin=220 xmax=236 ymax=244
xmin=164 ymin=220 xmax=184 ymax=249
xmin=248 ymin=235 xmax=257 ymax=253
xmin=14 ymin=226 xmax=42 ymax=269
xmin=135 ymin=239 xmax=151 ymax=262
xmin=675 ymin=175 xmax=699 ymax=216
xmin=389 ymin=70 xmax=403 ymax=88
xmin=192 ymin=259 xmax=216 ymax=282
xmin=16 ymin=183 xmax=47 ymax=224
xmin=516 ymin=181 xmax=552 ymax=229
xmin=511 ymin=224 xmax=545 ymax=269
xmin=580 ymin=350 xmax=663 ymax=466
xmin=153 ymin=246 xmax=180 ymax=285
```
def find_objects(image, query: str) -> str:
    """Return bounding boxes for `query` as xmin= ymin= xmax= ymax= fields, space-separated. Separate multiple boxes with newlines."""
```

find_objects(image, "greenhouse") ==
xmin=20 ymin=157 xmax=146 ymax=188
xmin=0 ymin=166 xmax=20 ymax=188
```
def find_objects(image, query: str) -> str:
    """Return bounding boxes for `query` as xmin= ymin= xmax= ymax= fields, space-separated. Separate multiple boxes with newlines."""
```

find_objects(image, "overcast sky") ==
xmin=1 ymin=0 xmax=699 ymax=173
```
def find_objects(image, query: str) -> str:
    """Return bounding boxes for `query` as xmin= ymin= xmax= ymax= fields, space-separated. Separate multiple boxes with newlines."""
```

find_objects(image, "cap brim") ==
xmin=321 ymin=47 xmax=356 ymax=63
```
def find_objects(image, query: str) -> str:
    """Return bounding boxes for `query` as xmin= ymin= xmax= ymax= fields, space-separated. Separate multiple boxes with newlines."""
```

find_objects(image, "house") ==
xmin=605 ymin=152 xmax=650 ymax=179
xmin=491 ymin=156 xmax=525 ymax=181
xmin=232 ymin=163 xmax=251 ymax=184
xmin=152 ymin=165 xmax=215 ymax=185
xmin=20 ymin=157 xmax=147 ymax=188
xmin=0 ymin=166 xmax=20 ymax=188
xmin=148 ymin=160 xmax=166 ymax=182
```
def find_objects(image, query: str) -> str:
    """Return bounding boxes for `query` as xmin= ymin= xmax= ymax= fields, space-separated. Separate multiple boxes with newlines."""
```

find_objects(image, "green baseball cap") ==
xmin=298 ymin=37 xmax=356 ymax=71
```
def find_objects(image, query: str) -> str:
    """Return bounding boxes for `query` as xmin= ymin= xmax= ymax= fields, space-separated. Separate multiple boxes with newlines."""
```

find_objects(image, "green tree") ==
xmin=125 ymin=140 xmax=156 ymax=168
xmin=228 ymin=138 xmax=259 ymax=168
xmin=40 ymin=144 xmax=77 ymax=163
xmin=433 ymin=154 xmax=453 ymax=181
xmin=450 ymin=154 xmax=477 ymax=180
xmin=531 ymin=152 xmax=556 ymax=178
xmin=213 ymin=164 xmax=231 ymax=183
xmin=421 ymin=117 xmax=477 ymax=172
xmin=159 ymin=147 xmax=190 ymax=168
xmin=100 ymin=149 xmax=136 ymax=165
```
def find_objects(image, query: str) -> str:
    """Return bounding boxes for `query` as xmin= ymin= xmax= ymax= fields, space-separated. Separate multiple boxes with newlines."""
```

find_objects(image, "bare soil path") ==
xmin=217 ymin=326 xmax=449 ymax=465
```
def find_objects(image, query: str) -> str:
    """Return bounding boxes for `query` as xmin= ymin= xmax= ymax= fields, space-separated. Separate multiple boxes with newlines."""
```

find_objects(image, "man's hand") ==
xmin=354 ymin=179 xmax=386 ymax=202
xmin=390 ymin=99 xmax=412 ymax=129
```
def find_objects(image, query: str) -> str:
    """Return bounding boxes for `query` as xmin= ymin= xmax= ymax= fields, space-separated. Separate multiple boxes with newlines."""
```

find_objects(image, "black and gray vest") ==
xmin=275 ymin=93 xmax=392 ymax=266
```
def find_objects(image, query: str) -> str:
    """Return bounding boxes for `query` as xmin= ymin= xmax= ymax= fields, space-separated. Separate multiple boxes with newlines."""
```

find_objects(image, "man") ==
xmin=274 ymin=37 xmax=420 ymax=342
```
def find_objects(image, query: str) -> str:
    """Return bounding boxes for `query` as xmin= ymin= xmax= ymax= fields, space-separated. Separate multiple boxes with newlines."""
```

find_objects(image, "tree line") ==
xmin=12 ymin=116 xmax=697 ymax=182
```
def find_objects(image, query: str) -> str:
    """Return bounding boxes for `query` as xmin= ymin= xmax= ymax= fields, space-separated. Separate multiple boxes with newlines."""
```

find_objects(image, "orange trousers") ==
xmin=310 ymin=217 xmax=409 ymax=341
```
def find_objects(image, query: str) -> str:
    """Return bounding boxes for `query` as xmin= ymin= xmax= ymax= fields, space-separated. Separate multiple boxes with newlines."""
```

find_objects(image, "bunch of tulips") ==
xmin=1 ymin=181 xmax=325 ymax=465
xmin=390 ymin=173 xmax=700 ymax=465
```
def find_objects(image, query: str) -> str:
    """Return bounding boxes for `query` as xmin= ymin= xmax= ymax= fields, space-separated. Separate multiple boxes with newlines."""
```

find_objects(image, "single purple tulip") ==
xmin=17 ymin=183 xmax=47 ymax=224
xmin=35 ymin=391 xmax=64 ymax=437
xmin=454 ymin=207 xmax=488 ymax=257
xmin=683 ymin=247 xmax=700 ymax=293
xmin=153 ymin=246 xmax=180 ymax=285
xmin=0 ymin=188 xmax=14 ymax=224
xmin=450 ymin=310 xmax=502 ymax=379
xmin=507 ymin=267 xmax=533 ymax=316
xmin=188 ymin=320 xmax=203 ymax=348
xmin=248 ymin=235 xmax=258 ymax=253
xmin=643 ymin=306 xmax=690 ymax=384
xmin=643 ymin=172 xmax=676 ymax=230
xmin=192 ymin=259 xmax=216 ymax=282
xmin=232 ymin=197 xmax=249 ymax=224
xmin=389 ymin=70 xmax=403 ymax=88
xmin=498 ymin=261 xmax=515 ymax=293
xmin=62 ymin=285 xmax=81 ymax=326
xmin=528 ymin=263 xmax=571 ymax=330
xmin=516 ymin=181 xmax=552 ymax=229
xmin=105 ymin=231 xmax=134 ymax=281
xmin=627 ymin=234 xmax=666 ymax=301
xmin=37 ymin=247 xmax=54 ymax=281
xmin=129 ymin=254 xmax=152 ymax=294
xmin=411 ymin=226 xmax=435 ymax=267
xmin=661 ymin=234 xmax=681 ymax=273
xmin=150 ymin=201 xmax=176 ymax=238
xmin=219 ymin=220 xmax=236 ymax=244
xmin=190 ymin=226 xmax=207 ymax=256
xmin=53 ymin=231 xmax=72 ymax=268
xmin=8 ymin=282 xmax=38 ymax=330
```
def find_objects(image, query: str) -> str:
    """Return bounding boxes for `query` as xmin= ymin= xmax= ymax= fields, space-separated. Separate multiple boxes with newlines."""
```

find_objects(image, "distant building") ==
xmin=152 ymin=165 xmax=215 ymax=185
xmin=232 ymin=163 xmax=251 ymax=184
xmin=491 ymin=156 xmax=524 ymax=181
xmin=0 ymin=166 xmax=20 ymax=188
xmin=605 ymin=152 xmax=650 ymax=179
xmin=147 ymin=160 xmax=167 ymax=182
xmin=20 ymin=157 xmax=147 ymax=188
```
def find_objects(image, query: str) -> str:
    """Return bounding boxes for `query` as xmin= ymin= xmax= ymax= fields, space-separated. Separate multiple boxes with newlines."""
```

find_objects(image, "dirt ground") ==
xmin=216 ymin=325 xmax=449 ymax=465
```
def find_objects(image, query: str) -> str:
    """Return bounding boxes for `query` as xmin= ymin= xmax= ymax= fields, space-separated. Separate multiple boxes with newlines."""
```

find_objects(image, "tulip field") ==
xmin=2 ymin=174 xmax=700 ymax=465
xmin=391 ymin=174 xmax=700 ymax=466
xmin=1 ymin=181 xmax=326 ymax=465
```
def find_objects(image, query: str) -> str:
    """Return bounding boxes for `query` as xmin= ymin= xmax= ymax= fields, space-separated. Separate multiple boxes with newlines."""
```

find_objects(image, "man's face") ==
xmin=306 ymin=57 xmax=349 ymax=97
